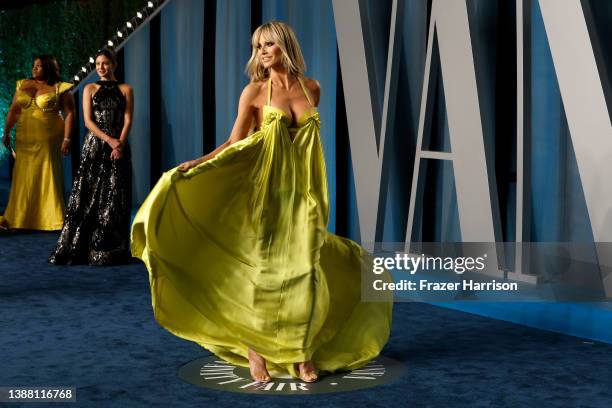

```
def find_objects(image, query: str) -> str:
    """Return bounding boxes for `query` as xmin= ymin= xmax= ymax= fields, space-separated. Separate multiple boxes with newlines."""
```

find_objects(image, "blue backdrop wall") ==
xmin=2 ymin=0 xmax=611 ymax=343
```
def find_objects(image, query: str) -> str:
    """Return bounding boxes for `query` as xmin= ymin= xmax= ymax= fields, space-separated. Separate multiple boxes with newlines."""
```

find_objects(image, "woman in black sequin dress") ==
xmin=49 ymin=48 xmax=133 ymax=265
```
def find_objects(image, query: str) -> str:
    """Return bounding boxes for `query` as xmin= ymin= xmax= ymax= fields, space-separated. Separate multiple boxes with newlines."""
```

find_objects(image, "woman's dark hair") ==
xmin=32 ymin=55 xmax=61 ymax=85
xmin=95 ymin=47 xmax=118 ymax=67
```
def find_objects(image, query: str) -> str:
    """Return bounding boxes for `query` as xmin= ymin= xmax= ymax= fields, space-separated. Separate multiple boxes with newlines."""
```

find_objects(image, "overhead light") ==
xmin=74 ymin=75 xmax=80 ymax=81
xmin=89 ymin=57 xmax=94 ymax=63
xmin=117 ymin=31 xmax=123 ymax=38
xmin=148 ymin=1 xmax=154 ymax=8
xmin=81 ymin=67 xmax=87 ymax=73
xmin=126 ymin=21 xmax=133 ymax=28
xmin=137 ymin=11 xmax=143 ymax=19
xmin=107 ymin=40 xmax=114 ymax=47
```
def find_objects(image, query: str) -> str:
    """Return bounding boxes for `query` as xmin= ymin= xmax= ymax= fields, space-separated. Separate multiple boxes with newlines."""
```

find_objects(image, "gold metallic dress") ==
xmin=131 ymin=77 xmax=392 ymax=378
xmin=0 ymin=80 xmax=72 ymax=230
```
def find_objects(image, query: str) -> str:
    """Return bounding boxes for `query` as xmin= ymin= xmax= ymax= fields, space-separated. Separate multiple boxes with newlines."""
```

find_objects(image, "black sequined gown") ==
xmin=49 ymin=80 xmax=132 ymax=265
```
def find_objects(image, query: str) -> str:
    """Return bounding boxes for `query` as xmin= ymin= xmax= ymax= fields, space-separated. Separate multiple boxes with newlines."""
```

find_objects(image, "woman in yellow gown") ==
xmin=1 ymin=55 xmax=74 ymax=230
xmin=131 ymin=21 xmax=392 ymax=383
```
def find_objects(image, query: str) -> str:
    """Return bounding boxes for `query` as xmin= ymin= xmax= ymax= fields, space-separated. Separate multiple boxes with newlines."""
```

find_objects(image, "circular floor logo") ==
xmin=178 ymin=355 xmax=405 ymax=395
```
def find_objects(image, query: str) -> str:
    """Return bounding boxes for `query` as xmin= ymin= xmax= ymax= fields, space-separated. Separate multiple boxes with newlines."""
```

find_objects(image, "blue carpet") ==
xmin=1 ymin=232 xmax=612 ymax=407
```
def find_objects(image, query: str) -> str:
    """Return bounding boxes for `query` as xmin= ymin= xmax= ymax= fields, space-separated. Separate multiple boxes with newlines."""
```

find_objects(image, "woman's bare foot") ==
xmin=247 ymin=348 xmax=271 ymax=382
xmin=297 ymin=360 xmax=318 ymax=383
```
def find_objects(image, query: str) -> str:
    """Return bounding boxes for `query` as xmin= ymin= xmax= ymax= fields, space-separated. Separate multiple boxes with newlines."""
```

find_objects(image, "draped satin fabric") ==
xmin=131 ymin=77 xmax=392 ymax=378
xmin=0 ymin=80 xmax=72 ymax=230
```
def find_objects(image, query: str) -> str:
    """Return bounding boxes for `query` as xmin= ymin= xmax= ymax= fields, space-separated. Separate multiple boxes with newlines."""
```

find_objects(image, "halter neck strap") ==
xmin=267 ymin=76 xmax=314 ymax=107
xmin=297 ymin=77 xmax=314 ymax=107
xmin=267 ymin=77 xmax=272 ymax=105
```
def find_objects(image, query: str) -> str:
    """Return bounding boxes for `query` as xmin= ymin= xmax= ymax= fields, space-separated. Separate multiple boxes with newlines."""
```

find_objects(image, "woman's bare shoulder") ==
xmin=243 ymin=81 xmax=266 ymax=96
xmin=302 ymin=77 xmax=321 ymax=93
xmin=119 ymin=83 xmax=133 ymax=92
xmin=239 ymin=81 xmax=266 ymax=105
xmin=302 ymin=77 xmax=321 ymax=105
xmin=83 ymin=82 xmax=98 ymax=93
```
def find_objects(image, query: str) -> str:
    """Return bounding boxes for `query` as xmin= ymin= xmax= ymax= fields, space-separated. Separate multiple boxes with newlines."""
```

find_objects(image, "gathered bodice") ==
xmin=261 ymin=105 xmax=320 ymax=136
xmin=92 ymin=81 xmax=126 ymax=137
xmin=260 ymin=76 xmax=320 ymax=142
xmin=15 ymin=80 xmax=73 ymax=113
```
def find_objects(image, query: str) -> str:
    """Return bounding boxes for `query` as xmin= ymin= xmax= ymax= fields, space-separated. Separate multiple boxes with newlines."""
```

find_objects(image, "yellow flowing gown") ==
xmin=1 ymin=79 xmax=73 ymax=230
xmin=131 ymin=77 xmax=392 ymax=378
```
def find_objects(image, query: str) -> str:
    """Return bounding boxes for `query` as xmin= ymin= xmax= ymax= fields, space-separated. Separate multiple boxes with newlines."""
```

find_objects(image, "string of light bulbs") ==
xmin=72 ymin=0 xmax=166 ymax=84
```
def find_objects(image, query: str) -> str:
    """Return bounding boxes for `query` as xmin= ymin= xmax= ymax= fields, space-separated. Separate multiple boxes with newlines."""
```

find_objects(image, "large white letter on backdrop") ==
xmin=539 ymin=0 xmax=612 ymax=296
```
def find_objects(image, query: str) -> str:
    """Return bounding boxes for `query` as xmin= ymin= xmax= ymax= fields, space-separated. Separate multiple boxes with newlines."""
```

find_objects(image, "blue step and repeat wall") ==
xmin=2 ymin=0 xmax=612 ymax=342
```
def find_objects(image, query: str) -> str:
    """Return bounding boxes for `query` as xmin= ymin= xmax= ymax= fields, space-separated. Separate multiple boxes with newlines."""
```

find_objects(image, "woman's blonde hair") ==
xmin=245 ymin=21 xmax=306 ymax=82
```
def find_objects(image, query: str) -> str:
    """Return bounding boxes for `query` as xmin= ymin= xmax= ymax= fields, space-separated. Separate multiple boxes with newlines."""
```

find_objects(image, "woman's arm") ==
xmin=82 ymin=84 xmax=121 ymax=150
xmin=2 ymin=91 xmax=22 ymax=147
xmin=59 ymin=91 xmax=75 ymax=156
xmin=110 ymin=85 xmax=134 ymax=161
xmin=178 ymin=83 xmax=258 ymax=172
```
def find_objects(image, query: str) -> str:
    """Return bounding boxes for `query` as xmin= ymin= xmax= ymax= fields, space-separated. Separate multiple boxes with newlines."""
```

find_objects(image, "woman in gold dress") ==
xmin=131 ymin=22 xmax=392 ymax=383
xmin=1 ymin=55 xmax=74 ymax=230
